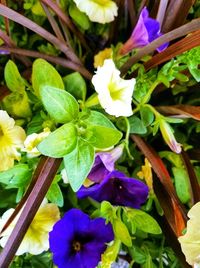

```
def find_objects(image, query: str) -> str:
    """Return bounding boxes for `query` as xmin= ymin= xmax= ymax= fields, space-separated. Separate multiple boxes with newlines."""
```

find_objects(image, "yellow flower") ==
xmin=73 ymin=0 xmax=118 ymax=24
xmin=0 ymin=200 xmax=60 ymax=255
xmin=0 ymin=110 xmax=26 ymax=171
xmin=92 ymin=59 xmax=135 ymax=117
xmin=137 ymin=158 xmax=153 ymax=190
xmin=22 ymin=128 xmax=51 ymax=158
xmin=94 ymin=48 xmax=112 ymax=68
xmin=178 ymin=202 xmax=200 ymax=266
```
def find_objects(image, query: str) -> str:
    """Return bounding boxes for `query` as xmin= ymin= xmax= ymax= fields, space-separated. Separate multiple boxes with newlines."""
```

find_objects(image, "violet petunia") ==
xmin=119 ymin=7 xmax=168 ymax=55
xmin=49 ymin=208 xmax=114 ymax=268
xmin=88 ymin=145 xmax=124 ymax=183
xmin=77 ymin=170 xmax=149 ymax=208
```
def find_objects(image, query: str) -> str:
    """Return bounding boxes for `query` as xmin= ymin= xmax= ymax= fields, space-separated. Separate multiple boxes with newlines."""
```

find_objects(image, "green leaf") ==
xmin=64 ymin=138 xmax=95 ymax=191
xmin=37 ymin=123 xmax=77 ymax=158
xmin=140 ymin=106 xmax=154 ymax=127
xmin=126 ymin=208 xmax=162 ymax=234
xmin=40 ymin=85 xmax=79 ymax=123
xmin=85 ymin=111 xmax=122 ymax=148
xmin=128 ymin=115 xmax=147 ymax=134
xmin=47 ymin=181 xmax=64 ymax=207
xmin=63 ymin=72 xmax=87 ymax=101
xmin=172 ymin=167 xmax=191 ymax=204
xmin=113 ymin=219 xmax=132 ymax=247
xmin=0 ymin=164 xmax=32 ymax=188
xmin=32 ymin=59 xmax=64 ymax=96
xmin=69 ymin=4 xmax=90 ymax=30
xmin=4 ymin=60 xmax=25 ymax=92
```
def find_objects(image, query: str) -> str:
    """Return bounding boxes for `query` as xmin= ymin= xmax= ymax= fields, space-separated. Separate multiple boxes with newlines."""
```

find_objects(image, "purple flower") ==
xmin=88 ymin=145 xmax=123 ymax=183
xmin=77 ymin=171 xmax=149 ymax=208
xmin=49 ymin=208 xmax=114 ymax=268
xmin=119 ymin=7 xmax=168 ymax=55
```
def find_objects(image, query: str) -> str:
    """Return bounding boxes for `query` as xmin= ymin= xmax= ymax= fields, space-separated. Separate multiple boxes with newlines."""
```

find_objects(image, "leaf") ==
xmin=85 ymin=111 xmax=122 ymax=148
xmin=64 ymin=138 xmax=95 ymax=191
xmin=101 ymin=239 xmax=121 ymax=268
xmin=140 ymin=106 xmax=154 ymax=127
xmin=32 ymin=59 xmax=64 ymax=96
xmin=128 ymin=115 xmax=147 ymax=134
xmin=4 ymin=60 xmax=25 ymax=92
xmin=63 ymin=72 xmax=87 ymax=101
xmin=46 ymin=182 xmax=64 ymax=207
xmin=37 ymin=123 xmax=77 ymax=158
xmin=126 ymin=208 xmax=162 ymax=234
xmin=40 ymin=85 xmax=79 ymax=123
xmin=172 ymin=167 xmax=191 ymax=204
xmin=69 ymin=4 xmax=90 ymax=30
xmin=113 ymin=219 xmax=132 ymax=247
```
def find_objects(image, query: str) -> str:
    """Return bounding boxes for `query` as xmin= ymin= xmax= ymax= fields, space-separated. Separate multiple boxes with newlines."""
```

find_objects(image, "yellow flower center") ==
xmin=0 ymin=126 xmax=3 ymax=137
xmin=92 ymin=0 xmax=110 ymax=5
xmin=72 ymin=240 xmax=82 ymax=252
xmin=109 ymin=81 xmax=124 ymax=101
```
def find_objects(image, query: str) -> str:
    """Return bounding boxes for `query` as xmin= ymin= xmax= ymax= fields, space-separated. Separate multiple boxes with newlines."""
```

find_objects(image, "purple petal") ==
xmin=77 ymin=171 xmax=149 ymax=208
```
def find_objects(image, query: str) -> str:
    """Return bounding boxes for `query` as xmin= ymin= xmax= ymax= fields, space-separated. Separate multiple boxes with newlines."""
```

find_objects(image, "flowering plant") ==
xmin=0 ymin=1 xmax=199 ymax=268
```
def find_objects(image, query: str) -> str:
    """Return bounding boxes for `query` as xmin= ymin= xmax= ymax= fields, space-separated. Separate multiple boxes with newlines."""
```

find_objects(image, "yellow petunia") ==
xmin=137 ymin=158 xmax=153 ymax=190
xmin=94 ymin=48 xmax=112 ymax=68
xmin=73 ymin=0 xmax=118 ymax=24
xmin=0 ymin=200 xmax=60 ymax=255
xmin=178 ymin=201 xmax=200 ymax=266
xmin=0 ymin=110 xmax=26 ymax=171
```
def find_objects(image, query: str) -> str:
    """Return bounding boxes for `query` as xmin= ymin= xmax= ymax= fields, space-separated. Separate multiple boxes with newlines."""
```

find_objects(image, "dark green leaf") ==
xmin=129 ymin=115 xmax=147 ymax=134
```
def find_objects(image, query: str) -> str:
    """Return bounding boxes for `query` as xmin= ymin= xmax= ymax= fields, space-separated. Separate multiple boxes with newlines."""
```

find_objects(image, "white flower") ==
xmin=23 ymin=128 xmax=51 ymax=158
xmin=73 ymin=0 xmax=118 ymax=24
xmin=0 ymin=200 xmax=60 ymax=255
xmin=92 ymin=59 xmax=135 ymax=117
xmin=0 ymin=110 xmax=26 ymax=171
xmin=178 ymin=202 xmax=200 ymax=266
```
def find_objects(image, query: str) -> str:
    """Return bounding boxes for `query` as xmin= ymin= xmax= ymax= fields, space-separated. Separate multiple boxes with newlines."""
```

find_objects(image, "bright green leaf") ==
xmin=37 ymin=123 xmax=77 ymax=158
xmin=113 ymin=219 xmax=132 ymax=247
xmin=47 ymin=182 xmax=64 ymax=207
xmin=140 ymin=106 xmax=154 ymax=127
xmin=69 ymin=4 xmax=90 ymax=30
xmin=40 ymin=85 xmax=79 ymax=123
xmin=64 ymin=138 xmax=95 ymax=191
xmin=32 ymin=59 xmax=64 ymax=96
xmin=129 ymin=115 xmax=147 ymax=134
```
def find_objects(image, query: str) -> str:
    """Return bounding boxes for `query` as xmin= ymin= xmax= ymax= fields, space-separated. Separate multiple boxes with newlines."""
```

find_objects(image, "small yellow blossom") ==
xmin=92 ymin=59 xmax=135 ymax=117
xmin=137 ymin=158 xmax=153 ymax=190
xmin=0 ymin=200 xmax=60 ymax=255
xmin=73 ymin=0 xmax=118 ymax=24
xmin=94 ymin=48 xmax=112 ymax=68
xmin=178 ymin=202 xmax=200 ymax=266
xmin=23 ymin=128 xmax=50 ymax=158
xmin=0 ymin=110 xmax=26 ymax=171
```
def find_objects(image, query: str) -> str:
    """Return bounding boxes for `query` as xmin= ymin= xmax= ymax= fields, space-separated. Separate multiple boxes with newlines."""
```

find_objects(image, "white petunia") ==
xmin=92 ymin=59 xmax=135 ymax=117
xmin=73 ymin=0 xmax=118 ymax=24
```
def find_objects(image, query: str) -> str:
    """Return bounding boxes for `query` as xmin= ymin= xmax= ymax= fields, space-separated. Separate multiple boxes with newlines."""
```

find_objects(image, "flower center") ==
xmin=114 ymin=179 xmax=123 ymax=190
xmin=0 ymin=126 xmax=4 ymax=137
xmin=109 ymin=82 xmax=123 ymax=101
xmin=92 ymin=0 xmax=110 ymax=5
xmin=72 ymin=240 xmax=82 ymax=252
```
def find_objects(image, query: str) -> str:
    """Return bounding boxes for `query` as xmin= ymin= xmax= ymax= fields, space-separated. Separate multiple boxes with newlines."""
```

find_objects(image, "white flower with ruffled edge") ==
xmin=92 ymin=59 xmax=135 ymax=117
xmin=0 ymin=200 xmax=60 ymax=255
xmin=73 ymin=0 xmax=118 ymax=24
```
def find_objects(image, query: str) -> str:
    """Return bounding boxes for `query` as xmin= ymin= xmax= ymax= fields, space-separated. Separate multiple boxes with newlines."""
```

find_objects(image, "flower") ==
xmin=77 ymin=170 xmax=149 ymax=208
xmin=119 ymin=7 xmax=168 ymax=55
xmin=137 ymin=158 xmax=153 ymax=190
xmin=92 ymin=59 xmax=135 ymax=117
xmin=178 ymin=202 xmax=200 ymax=266
xmin=88 ymin=144 xmax=124 ymax=183
xmin=159 ymin=119 xmax=182 ymax=154
xmin=22 ymin=128 xmax=51 ymax=158
xmin=73 ymin=0 xmax=118 ymax=24
xmin=94 ymin=48 xmax=112 ymax=68
xmin=49 ymin=208 xmax=114 ymax=268
xmin=0 ymin=200 xmax=60 ymax=255
xmin=0 ymin=110 xmax=26 ymax=171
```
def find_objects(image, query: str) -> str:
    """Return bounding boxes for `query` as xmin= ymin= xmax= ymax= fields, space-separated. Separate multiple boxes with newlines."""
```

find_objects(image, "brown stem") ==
xmin=120 ymin=18 xmax=200 ymax=75
xmin=156 ymin=0 xmax=169 ymax=28
xmin=127 ymin=0 xmax=137 ymax=28
xmin=0 ymin=157 xmax=62 ymax=267
xmin=0 ymin=46 xmax=92 ymax=79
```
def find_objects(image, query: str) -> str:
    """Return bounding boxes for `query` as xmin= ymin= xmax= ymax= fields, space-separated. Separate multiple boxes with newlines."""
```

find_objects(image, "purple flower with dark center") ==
xmin=119 ymin=7 xmax=168 ymax=55
xmin=88 ymin=145 xmax=123 ymax=183
xmin=49 ymin=208 xmax=114 ymax=268
xmin=77 ymin=170 xmax=149 ymax=208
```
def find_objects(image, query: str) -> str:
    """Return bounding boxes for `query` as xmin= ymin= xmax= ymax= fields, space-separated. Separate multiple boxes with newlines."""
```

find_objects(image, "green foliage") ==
xmin=40 ymin=85 xmax=79 ymax=124
xmin=69 ymin=3 xmax=91 ymax=30
xmin=128 ymin=115 xmax=147 ymax=134
xmin=46 ymin=175 xmax=63 ymax=207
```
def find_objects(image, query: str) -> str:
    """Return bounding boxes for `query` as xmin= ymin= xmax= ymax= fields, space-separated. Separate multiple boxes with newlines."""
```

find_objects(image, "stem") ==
xmin=124 ymin=117 xmax=133 ymax=160
xmin=142 ymin=81 xmax=160 ymax=104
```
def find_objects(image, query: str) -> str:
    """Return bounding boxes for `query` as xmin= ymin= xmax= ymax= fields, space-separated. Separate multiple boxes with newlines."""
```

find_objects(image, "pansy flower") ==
xmin=119 ymin=7 xmax=168 ymax=55
xmin=73 ymin=0 xmax=118 ymax=24
xmin=92 ymin=59 xmax=135 ymax=117
xmin=49 ymin=208 xmax=114 ymax=268
xmin=77 ymin=170 xmax=149 ymax=208
xmin=0 ymin=110 xmax=26 ymax=171
xmin=88 ymin=144 xmax=124 ymax=183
